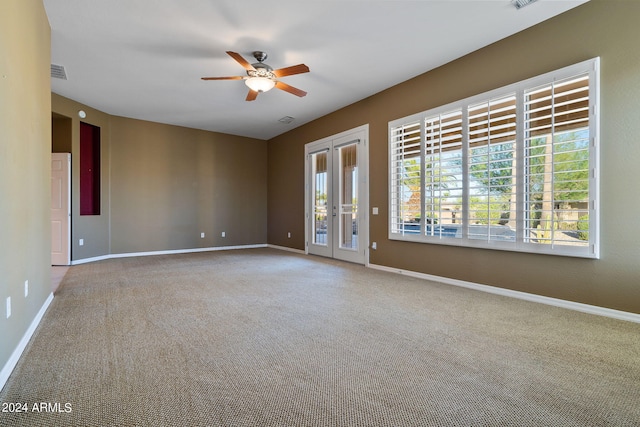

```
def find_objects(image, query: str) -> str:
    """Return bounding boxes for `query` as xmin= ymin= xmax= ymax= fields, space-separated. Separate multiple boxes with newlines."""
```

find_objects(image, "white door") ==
xmin=305 ymin=126 xmax=368 ymax=264
xmin=51 ymin=153 xmax=71 ymax=265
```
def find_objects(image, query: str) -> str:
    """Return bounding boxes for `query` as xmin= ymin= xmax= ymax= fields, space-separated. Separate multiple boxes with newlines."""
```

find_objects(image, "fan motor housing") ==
xmin=248 ymin=51 xmax=275 ymax=78
xmin=252 ymin=51 xmax=268 ymax=62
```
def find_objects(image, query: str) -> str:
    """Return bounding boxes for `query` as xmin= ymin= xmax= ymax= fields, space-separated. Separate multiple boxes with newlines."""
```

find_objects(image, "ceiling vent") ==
xmin=278 ymin=116 xmax=295 ymax=124
xmin=51 ymin=64 xmax=67 ymax=80
xmin=512 ymin=0 xmax=538 ymax=9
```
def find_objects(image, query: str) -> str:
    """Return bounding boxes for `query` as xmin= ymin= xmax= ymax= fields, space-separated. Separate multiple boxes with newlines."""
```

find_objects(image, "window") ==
xmin=424 ymin=110 xmax=464 ymax=239
xmin=389 ymin=58 xmax=599 ymax=258
xmin=468 ymin=95 xmax=517 ymax=242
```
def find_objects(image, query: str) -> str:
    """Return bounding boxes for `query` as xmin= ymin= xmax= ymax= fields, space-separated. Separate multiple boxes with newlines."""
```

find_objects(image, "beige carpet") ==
xmin=1 ymin=248 xmax=639 ymax=426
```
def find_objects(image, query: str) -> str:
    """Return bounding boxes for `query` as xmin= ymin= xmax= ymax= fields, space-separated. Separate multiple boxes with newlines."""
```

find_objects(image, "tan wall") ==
xmin=51 ymin=95 xmax=268 ymax=257
xmin=52 ymin=115 xmax=72 ymax=153
xmin=51 ymin=94 xmax=111 ymax=260
xmin=0 ymin=0 xmax=51 ymax=371
xmin=267 ymin=0 xmax=640 ymax=314
xmin=109 ymin=117 xmax=267 ymax=253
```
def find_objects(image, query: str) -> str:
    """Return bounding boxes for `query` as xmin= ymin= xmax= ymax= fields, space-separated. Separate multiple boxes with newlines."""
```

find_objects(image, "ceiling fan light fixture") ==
xmin=202 ymin=51 xmax=309 ymax=100
xmin=245 ymin=77 xmax=275 ymax=93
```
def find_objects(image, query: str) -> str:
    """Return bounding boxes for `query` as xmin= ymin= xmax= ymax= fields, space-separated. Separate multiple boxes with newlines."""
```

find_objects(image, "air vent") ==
xmin=278 ymin=116 xmax=295 ymax=124
xmin=512 ymin=0 xmax=538 ymax=9
xmin=51 ymin=64 xmax=67 ymax=80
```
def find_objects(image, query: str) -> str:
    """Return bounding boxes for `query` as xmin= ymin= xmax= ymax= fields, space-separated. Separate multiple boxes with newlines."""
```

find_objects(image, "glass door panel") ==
xmin=312 ymin=151 xmax=328 ymax=246
xmin=338 ymin=144 xmax=358 ymax=250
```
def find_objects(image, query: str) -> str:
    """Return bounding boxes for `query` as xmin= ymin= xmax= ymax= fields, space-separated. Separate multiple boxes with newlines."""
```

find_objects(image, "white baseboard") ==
xmin=0 ymin=292 xmax=54 ymax=391
xmin=71 ymin=244 xmax=269 ymax=265
xmin=71 ymin=254 xmax=111 ymax=265
xmin=268 ymin=244 xmax=306 ymax=255
xmin=368 ymin=263 xmax=640 ymax=324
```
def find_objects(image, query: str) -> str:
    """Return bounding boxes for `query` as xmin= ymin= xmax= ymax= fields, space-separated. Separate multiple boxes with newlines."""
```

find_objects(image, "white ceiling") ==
xmin=44 ymin=0 xmax=588 ymax=140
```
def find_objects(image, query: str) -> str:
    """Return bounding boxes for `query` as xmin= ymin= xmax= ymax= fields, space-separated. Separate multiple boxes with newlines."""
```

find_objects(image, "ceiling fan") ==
xmin=202 ymin=51 xmax=310 ymax=101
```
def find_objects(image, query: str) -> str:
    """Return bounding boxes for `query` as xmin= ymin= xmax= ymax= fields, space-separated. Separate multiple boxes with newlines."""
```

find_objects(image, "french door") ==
xmin=305 ymin=126 xmax=368 ymax=264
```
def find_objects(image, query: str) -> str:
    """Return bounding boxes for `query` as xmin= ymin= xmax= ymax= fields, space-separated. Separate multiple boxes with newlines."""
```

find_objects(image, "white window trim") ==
xmin=388 ymin=58 xmax=600 ymax=259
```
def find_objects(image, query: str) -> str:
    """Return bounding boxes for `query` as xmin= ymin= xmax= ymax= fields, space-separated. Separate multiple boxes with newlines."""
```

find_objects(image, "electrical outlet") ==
xmin=79 ymin=238 xmax=84 ymax=246
xmin=24 ymin=280 xmax=29 ymax=297
xmin=6 ymin=297 xmax=11 ymax=319
xmin=372 ymin=207 xmax=379 ymax=215
xmin=221 ymin=231 xmax=225 ymax=237
xmin=200 ymin=232 xmax=205 ymax=238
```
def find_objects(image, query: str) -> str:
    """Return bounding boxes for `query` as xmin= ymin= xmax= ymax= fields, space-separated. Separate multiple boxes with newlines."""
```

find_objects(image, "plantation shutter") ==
xmin=524 ymin=74 xmax=590 ymax=247
xmin=424 ymin=110 xmax=463 ymax=238
xmin=390 ymin=121 xmax=421 ymax=234
xmin=467 ymin=95 xmax=517 ymax=241
xmin=388 ymin=58 xmax=598 ymax=258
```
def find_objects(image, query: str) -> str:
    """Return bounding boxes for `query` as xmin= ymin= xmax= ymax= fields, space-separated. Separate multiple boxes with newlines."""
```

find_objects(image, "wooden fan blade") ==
xmin=201 ymin=76 xmax=244 ymax=80
xmin=246 ymin=89 xmax=259 ymax=101
xmin=227 ymin=51 xmax=256 ymax=71
xmin=275 ymin=81 xmax=307 ymax=97
xmin=272 ymin=64 xmax=310 ymax=78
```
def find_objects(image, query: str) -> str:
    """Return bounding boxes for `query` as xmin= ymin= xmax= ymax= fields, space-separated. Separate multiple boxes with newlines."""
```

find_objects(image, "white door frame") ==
xmin=304 ymin=124 xmax=369 ymax=264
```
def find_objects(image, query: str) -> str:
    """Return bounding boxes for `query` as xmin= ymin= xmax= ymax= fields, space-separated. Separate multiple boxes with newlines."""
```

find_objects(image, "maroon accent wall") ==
xmin=80 ymin=121 xmax=101 ymax=215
